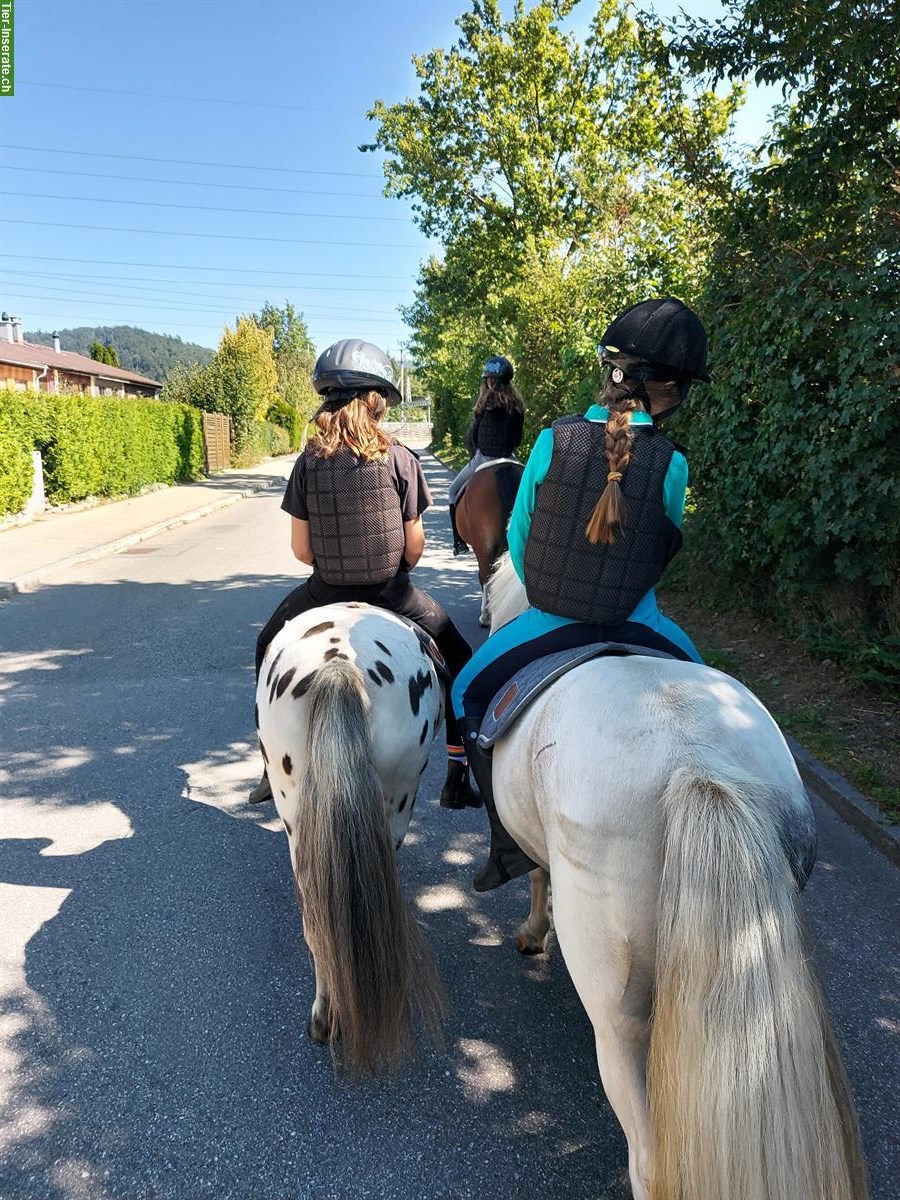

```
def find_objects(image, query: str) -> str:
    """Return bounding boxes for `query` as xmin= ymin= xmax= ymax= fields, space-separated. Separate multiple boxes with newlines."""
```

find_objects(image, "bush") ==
xmin=265 ymin=397 xmax=305 ymax=450
xmin=0 ymin=388 xmax=204 ymax=514
xmin=231 ymin=420 xmax=291 ymax=467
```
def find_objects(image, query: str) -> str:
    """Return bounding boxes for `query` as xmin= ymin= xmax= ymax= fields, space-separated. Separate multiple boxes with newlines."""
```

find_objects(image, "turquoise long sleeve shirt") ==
xmin=451 ymin=405 xmax=700 ymax=715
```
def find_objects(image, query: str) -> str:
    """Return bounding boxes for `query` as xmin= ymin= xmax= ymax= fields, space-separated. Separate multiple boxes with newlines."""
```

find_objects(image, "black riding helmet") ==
xmin=599 ymin=298 xmax=709 ymax=383
xmin=482 ymin=354 xmax=514 ymax=384
xmin=312 ymin=338 xmax=403 ymax=412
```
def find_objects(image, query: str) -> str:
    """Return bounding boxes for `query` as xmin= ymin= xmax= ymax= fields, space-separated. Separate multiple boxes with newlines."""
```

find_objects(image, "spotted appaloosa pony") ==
xmin=455 ymin=459 xmax=523 ymax=626
xmin=484 ymin=555 xmax=867 ymax=1200
xmin=256 ymin=603 xmax=446 ymax=1073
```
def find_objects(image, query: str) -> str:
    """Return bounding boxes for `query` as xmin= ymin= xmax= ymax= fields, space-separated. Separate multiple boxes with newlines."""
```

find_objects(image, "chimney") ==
xmin=52 ymin=331 xmax=61 ymax=353
xmin=0 ymin=313 xmax=12 ymax=343
xmin=11 ymin=316 xmax=23 ymax=344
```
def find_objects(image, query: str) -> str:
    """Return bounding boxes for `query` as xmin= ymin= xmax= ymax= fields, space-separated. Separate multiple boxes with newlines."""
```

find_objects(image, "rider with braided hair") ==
xmin=452 ymin=299 xmax=708 ymax=891
xmin=448 ymin=355 xmax=525 ymax=555
xmin=250 ymin=339 xmax=475 ymax=810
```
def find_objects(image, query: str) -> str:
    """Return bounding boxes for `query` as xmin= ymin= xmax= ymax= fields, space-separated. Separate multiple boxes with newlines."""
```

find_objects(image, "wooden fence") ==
xmin=202 ymin=412 xmax=232 ymax=473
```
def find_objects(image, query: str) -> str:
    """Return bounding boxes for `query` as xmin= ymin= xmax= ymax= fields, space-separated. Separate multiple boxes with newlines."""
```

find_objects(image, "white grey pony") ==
xmin=485 ymin=554 xmax=867 ymax=1200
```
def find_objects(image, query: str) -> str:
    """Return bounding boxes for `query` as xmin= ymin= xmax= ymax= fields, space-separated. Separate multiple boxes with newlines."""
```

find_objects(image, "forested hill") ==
xmin=25 ymin=326 xmax=215 ymax=381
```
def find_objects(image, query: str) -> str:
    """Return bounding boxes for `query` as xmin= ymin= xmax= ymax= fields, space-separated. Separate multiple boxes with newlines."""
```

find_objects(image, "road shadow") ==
xmin=0 ymin=571 xmax=631 ymax=1200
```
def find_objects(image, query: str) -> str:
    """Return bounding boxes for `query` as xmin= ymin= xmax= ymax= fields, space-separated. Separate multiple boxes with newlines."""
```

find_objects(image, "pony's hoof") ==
xmin=307 ymin=1006 xmax=334 ymax=1045
xmin=248 ymin=773 xmax=273 ymax=804
xmin=515 ymin=927 xmax=549 ymax=956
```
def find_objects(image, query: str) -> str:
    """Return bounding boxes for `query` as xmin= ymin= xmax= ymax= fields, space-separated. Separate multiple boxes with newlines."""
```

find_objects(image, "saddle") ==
xmin=478 ymin=641 xmax=677 ymax=749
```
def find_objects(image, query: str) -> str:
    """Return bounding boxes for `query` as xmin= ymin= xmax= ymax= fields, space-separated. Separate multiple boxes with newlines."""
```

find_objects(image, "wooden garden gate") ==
xmin=202 ymin=412 xmax=232 ymax=473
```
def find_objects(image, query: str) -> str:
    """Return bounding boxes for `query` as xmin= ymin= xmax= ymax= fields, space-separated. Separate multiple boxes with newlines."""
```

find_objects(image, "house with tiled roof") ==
xmin=0 ymin=314 xmax=162 ymax=398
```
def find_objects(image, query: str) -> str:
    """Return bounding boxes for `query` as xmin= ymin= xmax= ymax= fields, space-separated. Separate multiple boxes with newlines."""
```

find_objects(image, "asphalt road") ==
xmin=1 ymin=451 xmax=898 ymax=1200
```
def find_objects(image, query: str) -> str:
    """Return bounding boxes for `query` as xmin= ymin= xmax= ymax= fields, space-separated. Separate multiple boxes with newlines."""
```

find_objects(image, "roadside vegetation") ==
xmin=367 ymin=0 xmax=898 ymax=702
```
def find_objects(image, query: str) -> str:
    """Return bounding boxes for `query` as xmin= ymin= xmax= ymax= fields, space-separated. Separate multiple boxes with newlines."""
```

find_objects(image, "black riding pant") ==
xmin=256 ymin=569 xmax=472 ymax=747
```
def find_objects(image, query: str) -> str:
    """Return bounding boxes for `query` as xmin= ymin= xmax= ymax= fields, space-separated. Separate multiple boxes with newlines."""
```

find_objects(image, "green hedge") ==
xmin=0 ymin=388 xmax=205 ymax=515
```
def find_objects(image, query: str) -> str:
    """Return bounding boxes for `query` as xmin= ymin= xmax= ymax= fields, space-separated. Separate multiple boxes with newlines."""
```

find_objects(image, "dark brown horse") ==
xmin=455 ymin=459 xmax=523 ymax=626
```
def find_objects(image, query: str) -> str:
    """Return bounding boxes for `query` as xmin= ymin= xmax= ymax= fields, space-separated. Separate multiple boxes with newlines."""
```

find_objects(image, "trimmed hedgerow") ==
xmin=0 ymin=388 xmax=205 ymax=514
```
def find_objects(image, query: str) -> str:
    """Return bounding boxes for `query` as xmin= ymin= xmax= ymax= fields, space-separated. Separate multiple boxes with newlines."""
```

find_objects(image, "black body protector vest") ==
xmin=474 ymin=407 xmax=521 ymax=458
xmin=523 ymin=416 xmax=683 ymax=625
xmin=303 ymin=446 xmax=405 ymax=586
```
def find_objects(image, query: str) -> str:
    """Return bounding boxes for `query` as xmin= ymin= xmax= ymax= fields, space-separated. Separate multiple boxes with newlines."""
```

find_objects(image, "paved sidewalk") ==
xmin=0 ymin=456 xmax=296 ymax=596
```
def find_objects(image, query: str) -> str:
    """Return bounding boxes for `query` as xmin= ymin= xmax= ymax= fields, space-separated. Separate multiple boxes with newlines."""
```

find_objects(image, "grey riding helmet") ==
xmin=312 ymin=339 xmax=403 ymax=407
xmin=599 ymin=298 xmax=709 ymax=383
xmin=482 ymin=354 xmax=514 ymax=383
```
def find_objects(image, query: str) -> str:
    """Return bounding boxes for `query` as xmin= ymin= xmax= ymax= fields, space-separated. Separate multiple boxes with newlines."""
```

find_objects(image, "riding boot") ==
xmin=460 ymin=718 xmax=537 ymax=892
xmin=449 ymin=504 xmax=469 ymax=556
xmin=439 ymin=758 xmax=481 ymax=809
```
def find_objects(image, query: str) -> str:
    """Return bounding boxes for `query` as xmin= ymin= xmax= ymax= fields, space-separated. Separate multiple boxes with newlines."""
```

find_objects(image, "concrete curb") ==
xmin=787 ymin=736 xmax=900 ymax=866
xmin=0 ymin=476 xmax=279 ymax=598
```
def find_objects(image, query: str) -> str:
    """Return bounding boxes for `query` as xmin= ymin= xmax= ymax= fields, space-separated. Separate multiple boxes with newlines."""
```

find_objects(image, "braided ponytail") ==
xmin=584 ymin=379 xmax=645 ymax=545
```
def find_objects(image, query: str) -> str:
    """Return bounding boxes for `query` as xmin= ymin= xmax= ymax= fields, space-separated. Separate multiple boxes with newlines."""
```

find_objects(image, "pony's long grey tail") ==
xmin=294 ymin=659 xmax=445 ymax=1074
xmin=648 ymin=766 xmax=867 ymax=1200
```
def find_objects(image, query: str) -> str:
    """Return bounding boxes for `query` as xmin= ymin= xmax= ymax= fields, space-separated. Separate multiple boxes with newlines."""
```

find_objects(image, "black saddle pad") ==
xmin=478 ymin=641 xmax=677 ymax=749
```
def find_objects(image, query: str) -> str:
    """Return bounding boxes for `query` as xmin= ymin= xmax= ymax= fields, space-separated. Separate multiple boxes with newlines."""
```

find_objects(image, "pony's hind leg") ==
xmin=515 ymin=867 xmax=551 ymax=955
xmin=550 ymin=874 xmax=654 ymax=1200
xmin=304 ymin=914 xmax=334 ymax=1045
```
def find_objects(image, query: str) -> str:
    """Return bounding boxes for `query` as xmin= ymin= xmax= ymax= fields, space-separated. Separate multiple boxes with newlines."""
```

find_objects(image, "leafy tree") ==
xmin=250 ymin=301 xmax=319 ymax=446
xmin=183 ymin=319 xmax=278 ymax=453
xmin=665 ymin=0 xmax=900 ymax=641
xmin=89 ymin=341 xmax=120 ymax=367
xmin=368 ymin=0 xmax=738 ymax=450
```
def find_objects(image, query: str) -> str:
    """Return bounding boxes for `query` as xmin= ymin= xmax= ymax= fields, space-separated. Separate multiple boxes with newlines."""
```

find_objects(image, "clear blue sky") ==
xmin=0 ymin=0 xmax=777 ymax=358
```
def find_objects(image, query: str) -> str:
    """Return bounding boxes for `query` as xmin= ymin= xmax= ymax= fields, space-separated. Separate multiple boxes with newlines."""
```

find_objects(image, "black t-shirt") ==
xmin=281 ymin=441 xmax=433 ymax=523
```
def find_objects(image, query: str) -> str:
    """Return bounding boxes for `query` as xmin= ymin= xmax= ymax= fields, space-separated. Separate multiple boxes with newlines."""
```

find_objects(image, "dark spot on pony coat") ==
xmin=254 ymin=703 xmax=259 ymax=729
xmin=282 ymin=753 xmax=293 ymax=775
xmin=265 ymin=648 xmax=284 ymax=687
xmin=324 ymin=647 xmax=348 ymax=662
xmin=283 ymin=818 xmax=292 ymax=837
xmin=292 ymin=671 xmax=315 ymax=699
xmin=375 ymin=660 xmax=394 ymax=684
xmin=259 ymin=740 xmax=269 ymax=764
xmin=330 ymin=636 xmax=340 ymax=643
xmin=367 ymin=669 xmax=382 ymax=686
xmin=408 ymin=669 xmax=433 ymax=716
xmin=419 ymin=720 xmax=429 ymax=745
xmin=398 ymin=793 xmax=409 ymax=813
xmin=374 ymin=640 xmax=392 ymax=657
xmin=275 ymin=667 xmax=297 ymax=700
xmin=302 ymin=621 xmax=335 ymax=638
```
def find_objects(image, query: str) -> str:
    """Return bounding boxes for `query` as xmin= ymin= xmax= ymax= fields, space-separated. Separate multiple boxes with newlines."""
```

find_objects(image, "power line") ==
xmin=1 ymin=218 xmax=424 ymax=249
xmin=0 ymin=143 xmax=382 ymax=179
xmin=3 ymin=189 xmax=409 ymax=223
xmin=3 ymin=268 xmax=408 ymax=295
xmin=7 ymin=279 xmax=407 ymax=319
xmin=19 ymin=310 xmax=408 ymax=333
xmin=2 ymin=164 xmax=383 ymax=200
xmin=16 ymin=78 xmax=359 ymax=116
xmin=0 ymin=253 xmax=414 ymax=280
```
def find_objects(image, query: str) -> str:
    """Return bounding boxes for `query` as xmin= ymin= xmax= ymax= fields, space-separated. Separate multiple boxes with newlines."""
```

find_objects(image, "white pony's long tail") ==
xmin=295 ymin=660 xmax=445 ymax=1074
xmin=648 ymin=766 xmax=867 ymax=1200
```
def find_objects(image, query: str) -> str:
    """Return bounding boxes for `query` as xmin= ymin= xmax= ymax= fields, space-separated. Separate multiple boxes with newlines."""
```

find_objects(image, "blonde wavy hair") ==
xmin=310 ymin=390 xmax=393 ymax=462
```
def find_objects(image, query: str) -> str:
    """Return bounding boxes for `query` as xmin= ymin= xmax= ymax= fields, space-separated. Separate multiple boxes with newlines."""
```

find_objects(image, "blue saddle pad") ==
xmin=478 ymin=642 xmax=677 ymax=749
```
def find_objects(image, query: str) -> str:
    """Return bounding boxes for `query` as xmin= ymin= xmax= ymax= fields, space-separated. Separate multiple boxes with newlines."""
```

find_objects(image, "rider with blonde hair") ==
xmin=448 ymin=355 xmax=525 ymax=554
xmin=251 ymin=339 xmax=475 ymax=808
xmin=452 ymin=299 xmax=708 ymax=890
